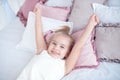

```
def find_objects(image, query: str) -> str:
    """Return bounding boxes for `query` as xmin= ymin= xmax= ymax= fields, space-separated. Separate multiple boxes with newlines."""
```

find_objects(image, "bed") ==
xmin=0 ymin=0 xmax=120 ymax=80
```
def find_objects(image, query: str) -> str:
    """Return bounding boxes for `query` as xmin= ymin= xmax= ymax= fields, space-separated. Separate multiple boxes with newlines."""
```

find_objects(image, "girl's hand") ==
xmin=33 ymin=3 xmax=41 ymax=16
xmin=88 ymin=14 xmax=99 ymax=27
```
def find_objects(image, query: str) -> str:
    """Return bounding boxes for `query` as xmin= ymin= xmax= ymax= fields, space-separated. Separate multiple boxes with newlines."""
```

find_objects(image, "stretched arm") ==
xmin=65 ymin=14 xmax=99 ymax=75
xmin=34 ymin=4 xmax=47 ymax=54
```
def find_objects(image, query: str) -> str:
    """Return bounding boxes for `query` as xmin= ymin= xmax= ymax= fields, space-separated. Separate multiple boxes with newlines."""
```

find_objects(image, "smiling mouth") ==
xmin=51 ymin=50 xmax=60 ymax=56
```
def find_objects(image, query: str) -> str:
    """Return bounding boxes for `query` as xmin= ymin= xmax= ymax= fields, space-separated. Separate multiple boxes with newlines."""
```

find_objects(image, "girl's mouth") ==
xmin=51 ymin=50 xmax=60 ymax=56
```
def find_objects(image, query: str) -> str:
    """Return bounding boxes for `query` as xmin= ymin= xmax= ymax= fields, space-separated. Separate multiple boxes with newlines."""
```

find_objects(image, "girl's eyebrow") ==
xmin=51 ymin=40 xmax=67 ymax=47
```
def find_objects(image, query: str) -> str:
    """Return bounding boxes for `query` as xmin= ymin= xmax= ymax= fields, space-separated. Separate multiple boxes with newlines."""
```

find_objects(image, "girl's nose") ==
xmin=53 ymin=45 xmax=59 ymax=50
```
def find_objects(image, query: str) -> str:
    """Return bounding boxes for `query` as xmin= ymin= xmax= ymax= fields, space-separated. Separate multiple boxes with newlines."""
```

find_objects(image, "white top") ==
xmin=17 ymin=50 xmax=65 ymax=80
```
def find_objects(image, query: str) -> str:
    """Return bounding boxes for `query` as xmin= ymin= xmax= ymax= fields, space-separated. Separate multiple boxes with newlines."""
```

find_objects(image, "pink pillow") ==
xmin=38 ymin=3 xmax=70 ymax=21
xmin=44 ymin=29 xmax=99 ymax=69
xmin=17 ymin=0 xmax=47 ymax=26
xmin=72 ymin=29 xmax=99 ymax=69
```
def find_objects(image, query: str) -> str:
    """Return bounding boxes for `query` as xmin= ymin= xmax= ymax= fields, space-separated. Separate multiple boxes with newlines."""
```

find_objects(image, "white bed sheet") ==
xmin=0 ymin=17 xmax=35 ymax=80
xmin=62 ymin=62 xmax=120 ymax=80
xmin=0 ymin=0 xmax=120 ymax=80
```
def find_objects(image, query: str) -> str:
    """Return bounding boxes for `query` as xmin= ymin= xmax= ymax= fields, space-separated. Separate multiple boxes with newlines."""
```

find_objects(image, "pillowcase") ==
xmin=92 ymin=3 xmax=120 ymax=23
xmin=44 ymin=0 xmax=73 ymax=7
xmin=95 ymin=26 xmax=120 ymax=63
xmin=72 ymin=29 xmax=98 ymax=69
xmin=38 ymin=3 xmax=70 ymax=21
xmin=16 ymin=12 xmax=73 ymax=52
xmin=68 ymin=0 xmax=105 ymax=32
xmin=0 ymin=0 xmax=15 ymax=31
xmin=17 ymin=0 xmax=47 ymax=26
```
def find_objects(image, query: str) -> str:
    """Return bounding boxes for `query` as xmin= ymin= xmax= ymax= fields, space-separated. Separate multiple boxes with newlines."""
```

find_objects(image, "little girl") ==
xmin=17 ymin=4 xmax=99 ymax=80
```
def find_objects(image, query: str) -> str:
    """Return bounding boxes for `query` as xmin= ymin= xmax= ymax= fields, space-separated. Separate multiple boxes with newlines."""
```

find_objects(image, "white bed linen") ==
xmin=0 ymin=0 xmax=15 ymax=31
xmin=0 ymin=17 xmax=35 ymax=80
xmin=62 ymin=62 xmax=120 ymax=80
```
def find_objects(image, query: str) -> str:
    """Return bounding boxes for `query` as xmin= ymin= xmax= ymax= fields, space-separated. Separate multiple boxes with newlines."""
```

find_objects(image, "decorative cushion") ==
xmin=38 ymin=3 xmax=70 ymax=21
xmin=95 ymin=26 xmax=120 ymax=63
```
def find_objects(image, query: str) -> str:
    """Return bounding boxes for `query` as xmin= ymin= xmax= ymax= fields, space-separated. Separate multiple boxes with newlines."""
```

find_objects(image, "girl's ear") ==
xmin=54 ymin=26 xmax=70 ymax=34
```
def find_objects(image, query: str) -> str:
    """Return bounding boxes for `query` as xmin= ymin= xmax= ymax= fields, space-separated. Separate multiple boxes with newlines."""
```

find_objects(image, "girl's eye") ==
xmin=60 ymin=46 xmax=64 ymax=49
xmin=52 ymin=42 xmax=56 ymax=45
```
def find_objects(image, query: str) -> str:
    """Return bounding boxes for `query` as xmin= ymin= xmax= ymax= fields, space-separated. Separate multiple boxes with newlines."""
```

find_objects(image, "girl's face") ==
xmin=47 ymin=34 xmax=71 ymax=59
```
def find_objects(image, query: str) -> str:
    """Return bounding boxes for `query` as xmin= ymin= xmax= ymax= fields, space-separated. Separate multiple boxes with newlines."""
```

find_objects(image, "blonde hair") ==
xmin=54 ymin=25 xmax=70 ymax=34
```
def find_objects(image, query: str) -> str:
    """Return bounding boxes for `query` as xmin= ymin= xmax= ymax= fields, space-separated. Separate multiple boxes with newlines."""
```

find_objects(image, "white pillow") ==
xmin=92 ymin=3 xmax=120 ymax=23
xmin=16 ymin=12 xmax=73 ymax=52
xmin=44 ymin=0 xmax=73 ymax=7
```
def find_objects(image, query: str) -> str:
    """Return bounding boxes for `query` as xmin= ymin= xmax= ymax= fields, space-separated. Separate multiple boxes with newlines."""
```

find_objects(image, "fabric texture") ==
xmin=17 ymin=50 xmax=65 ymax=80
xmin=71 ymin=29 xmax=98 ymax=69
xmin=16 ymin=12 xmax=73 ymax=52
xmin=95 ymin=26 xmax=120 ymax=63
